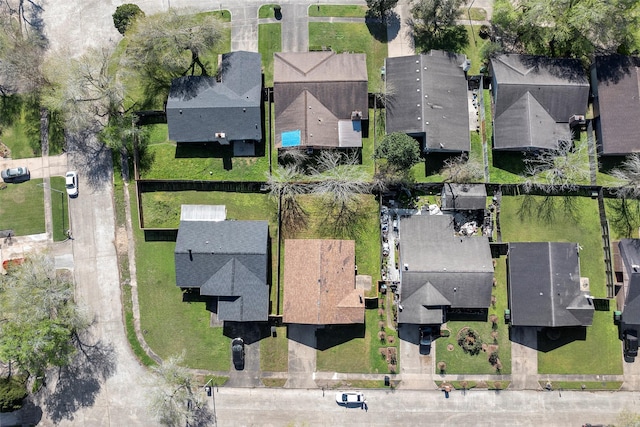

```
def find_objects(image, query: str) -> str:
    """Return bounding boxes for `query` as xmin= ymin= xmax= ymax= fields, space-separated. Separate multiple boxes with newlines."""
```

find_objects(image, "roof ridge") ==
xmin=276 ymin=51 xmax=336 ymax=77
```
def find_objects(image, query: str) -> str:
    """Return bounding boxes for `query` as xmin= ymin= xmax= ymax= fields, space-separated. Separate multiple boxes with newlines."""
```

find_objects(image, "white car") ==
xmin=65 ymin=171 xmax=78 ymax=197
xmin=335 ymin=391 xmax=365 ymax=405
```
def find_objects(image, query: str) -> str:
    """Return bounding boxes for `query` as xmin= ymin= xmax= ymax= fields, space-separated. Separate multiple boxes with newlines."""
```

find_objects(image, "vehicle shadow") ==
xmin=39 ymin=333 xmax=117 ymax=424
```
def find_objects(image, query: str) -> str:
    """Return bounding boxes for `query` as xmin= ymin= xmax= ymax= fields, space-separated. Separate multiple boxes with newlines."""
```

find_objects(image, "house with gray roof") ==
xmin=166 ymin=51 xmax=263 ymax=155
xmin=490 ymin=54 xmax=589 ymax=151
xmin=273 ymin=51 xmax=368 ymax=151
xmin=441 ymin=183 xmax=487 ymax=211
xmin=507 ymin=242 xmax=594 ymax=328
xmin=385 ymin=50 xmax=470 ymax=153
xmin=398 ymin=214 xmax=494 ymax=326
xmin=174 ymin=205 xmax=269 ymax=322
xmin=591 ymin=55 xmax=640 ymax=156
xmin=617 ymin=239 xmax=640 ymax=334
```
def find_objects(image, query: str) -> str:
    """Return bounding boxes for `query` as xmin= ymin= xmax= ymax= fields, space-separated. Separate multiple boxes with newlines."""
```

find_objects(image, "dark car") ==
xmin=419 ymin=326 xmax=433 ymax=355
xmin=232 ymin=337 xmax=244 ymax=370
xmin=1 ymin=166 xmax=29 ymax=183
xmin=624 ymin=330 xmax=638 ymax=358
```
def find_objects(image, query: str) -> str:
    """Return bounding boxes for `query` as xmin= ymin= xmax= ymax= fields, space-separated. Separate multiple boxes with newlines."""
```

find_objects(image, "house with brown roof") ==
xmin=591 ymin=55 xmax=640 ymax=156
xmin=273 ymin=51 xmax=369 ymax=152
xmin=282 ymin=239 xmax=364 ymax=325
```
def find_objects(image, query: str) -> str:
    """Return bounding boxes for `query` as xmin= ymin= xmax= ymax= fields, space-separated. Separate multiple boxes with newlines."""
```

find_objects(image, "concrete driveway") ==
xmin=286 ymin=324 xmax=317 ymax=388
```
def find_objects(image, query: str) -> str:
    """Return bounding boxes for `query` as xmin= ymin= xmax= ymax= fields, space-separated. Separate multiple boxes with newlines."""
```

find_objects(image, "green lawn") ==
xmin=0 ymin=179 xmax=45 ymax=236
xmin=0 ymin=95 xmax=41 ymax=159
xmin=139 ymin=190 xmax=280 ymax=310
xmin=463 ymin=26 xmax=491 ymax=75
xmin=316 ymin=308 xmax=399 ymax=374
xmin=308 ymin=22 xmax=387 ymax=91
xmin=260 ymin=326 xmax=288 ymax=371
xmin=485 ymin=90 xmax=524 ymax=183
xmin=540 ymin=381 xmax=622 ymax=390
xmin=435 ymin=257 xmax=511 ymax=375
xmin=308 ymin=5 xmax=367 ymax=17
xmin=500 ymin=195 xmax=622 ymax=375
xmin=258 ymin=4 xmax=280 ymax=19
xmin=259 ymin=23 xmax=282 ymax=87
xmin=50 ymin=176 xmax=70 ymax=242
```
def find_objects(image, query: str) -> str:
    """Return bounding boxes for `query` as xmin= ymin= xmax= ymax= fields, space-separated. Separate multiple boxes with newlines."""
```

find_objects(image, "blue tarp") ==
xmin=281 ymin=130 xmax=301 ymax=147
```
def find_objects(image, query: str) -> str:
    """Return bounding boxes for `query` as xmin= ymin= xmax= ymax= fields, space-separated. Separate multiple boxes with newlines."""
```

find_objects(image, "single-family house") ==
xmin=591 ymin=55 xmax=640 ymax=156
xmin=490 ymin=54 xmax=589 ymax=151
xmin=398 ymin=214 xmax=494 ymax=326
xmin=385 ymin=50 xmax=470 ymax=153
xmin=506 ymin=242 xmax=594 ymax=328
xmin=273 ymin=51 xmax=368 ymax=151
xmin=441 ymin=183 xmax=487 ymax=211
xmin=174 ymin=205 xmax=269 ymax=322
xmin=617 ymin=239 xmax=640 ymax=334
xmin=282 ymin=239 xmax=364 ymax=325
xmin=166 ymin=51 xmax=263 ymax=156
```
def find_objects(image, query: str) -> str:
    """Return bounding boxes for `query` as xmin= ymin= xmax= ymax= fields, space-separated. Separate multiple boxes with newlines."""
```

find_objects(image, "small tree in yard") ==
xmin=440 ymin=155 xmax=484 ymax=183
xmin=437 ymin=361 xmax=447 ymax=374
xmin=113 ymin=4 xmax=145 ymax=35
xmin=374 ymin=132 xmax=422 ymax=171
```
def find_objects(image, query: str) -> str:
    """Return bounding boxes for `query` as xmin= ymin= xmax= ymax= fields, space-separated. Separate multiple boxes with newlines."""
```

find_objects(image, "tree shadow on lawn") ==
xmin=424 ymin=152 xmax=461 ymax=178
xmin=365 ymin=11 xmax=399 ymax=43
xmin=536 ymin=327 xmax=587 ymax=353
xmin=41 ymin=334 xmax=117 ymax=424
xmin=492 ymin=150 xmax=527 ymax=176
xmin=316 ymin=324 xmax=365 ymax=351
xmin=175 ymin=139 xmax=266 ymax=167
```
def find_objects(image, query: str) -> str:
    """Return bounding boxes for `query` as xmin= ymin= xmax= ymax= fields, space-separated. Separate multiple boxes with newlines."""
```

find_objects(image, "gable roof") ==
xmin=385 ymin=50 xmax=470 ymax=152
xmin=282 ymin=239 xmax=364 ymax=325
xmin=507 ymin=242 xmax=594 ymax=327
xmin=592 ymin=55 xmax=640 ymax=155
xmin=174 ymin=219 xmax=269 ymax=322
xmin=618 ymin=239 xmax=640 ymax=328
xmin=273 ymin=51 xmax=368 ymax=149
xmin=491 ymin=54 xmax=589 ymax=151
xmin=441 ymin=183 xmax=487 ymax=211
xmin=398 ymin=214 xmax=494 ymax=324
xmin=166 ymin=51 xmax=262 ymax=143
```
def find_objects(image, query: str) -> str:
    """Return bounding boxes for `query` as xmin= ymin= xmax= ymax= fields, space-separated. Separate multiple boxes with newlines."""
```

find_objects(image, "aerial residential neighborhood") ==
xmin=2 ymin=0 xmax=640 ymax=426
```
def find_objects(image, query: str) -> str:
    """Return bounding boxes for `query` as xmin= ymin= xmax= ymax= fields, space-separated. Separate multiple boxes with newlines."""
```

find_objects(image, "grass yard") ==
xmin=139 ymin=190 xmax=280 ymax=310
xmin=308 ymin=5 xmax=367 ymax=17
xmin=134 ymin=198 xmax=231 ymax=371
xmin=485 ymin=90 xmax=524 ymax=184
xmin=500 ymin=195 xmax=622 ymax=375
xmin=435 ymin=257 xmax=512 ymax=375
xmin=50 ymin=176 xmax=70 ymax=242
xmin=259 ymin=4 xmax=280 ymax=19
xmin=0 ymin=179 xmax=45 ymax=236
xmin=316 ymin=308 xmax=399 ymax=374
xmin=0 ymin=95 xmax=41 ymax=159
xmin=308 ymin=22 xmax=387 ymax=91
xmin=259 ymin=23 xmax=282 ymax=87
xmin=260 ymin=326 xmax=288 ymax=371
xmin=540 ymin=381 xmax=622 ymax=391
xmin=463 ymin=26 xmax=491 ymax=75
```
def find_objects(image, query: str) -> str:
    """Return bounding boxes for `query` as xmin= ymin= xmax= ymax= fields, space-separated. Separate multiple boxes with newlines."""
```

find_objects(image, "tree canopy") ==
xmin=366 ymin=0 xmax=399 ymax=19
xmin=0 ymin=254 xmax=89 ymax=381
xmin=408 ymin=0 xmax=467 ymax=53
xmin=492 ymin=0 xmax=640 ymax=60
xmin=374 ymin=132 xmax=422 ymax=171
xmin=113 ymin=4 xmax=145 ymax=35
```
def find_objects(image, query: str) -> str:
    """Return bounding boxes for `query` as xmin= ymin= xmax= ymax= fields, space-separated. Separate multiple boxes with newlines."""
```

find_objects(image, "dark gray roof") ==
xmin=618 ymin=239 xmax=640 ymax=328
xmin=592 ymin=55 xmax=640 ymax=155
xmin=441 ymin=183 xmax=487 ymax=211
xmin=166 ymin=51 xmax=262 ymax=143
xmin=490 ymin=54 xmax=589 ymax=151
xmin=174 ymin=220 xmax=269 ymax=322
xmin=398 ymin=214 xmax=494 ymax=324
xmin=507 ymin=242 xmax=594 ymax=327
xmin=385 ymin=51 xmax=470 ymax=153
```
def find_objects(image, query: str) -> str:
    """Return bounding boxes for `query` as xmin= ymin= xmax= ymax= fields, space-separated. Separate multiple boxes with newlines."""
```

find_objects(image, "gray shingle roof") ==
xmin=592 ymin=55 xmax=640 ymax=155
xmin=441 ymin=183 xmax=487 ymax=211
xmin=175 ymin=220 xmax=269 ymax=322
xmin=385 ymin=51 xmax=470 ymax=153
xmin=398 ymin=214 xmax=494 ymax=324
xmin=490 ymin=54 xmax=589 ymax=151
xmin=166 ymin=51 xmax=262 ymax=143
xmin=619 ymin=239 xmax=640 ymax=328
xmin=507 ymin=242 xmax=594 ymax=327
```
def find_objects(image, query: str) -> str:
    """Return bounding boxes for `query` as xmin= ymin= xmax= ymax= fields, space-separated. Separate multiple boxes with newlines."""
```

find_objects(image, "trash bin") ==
xmin=384 ymin=376 xmax=390 ymax=386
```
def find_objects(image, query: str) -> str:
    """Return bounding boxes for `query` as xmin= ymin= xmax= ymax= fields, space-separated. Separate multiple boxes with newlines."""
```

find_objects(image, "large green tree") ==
xmin=374 ymin=132 xmax=422 ymax=171
xmin=492 ymin=0 xmax=639 ymax=60
xmin=0 ymin=254 xmax=89 ymax=382
xmin=408 ymin=0 xmax=467 ymax=53
xmin=366 ymin=0 xmax=399 ymax=19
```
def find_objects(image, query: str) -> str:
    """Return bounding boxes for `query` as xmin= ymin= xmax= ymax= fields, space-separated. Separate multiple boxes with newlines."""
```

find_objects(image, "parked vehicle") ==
xmin=232 ymin=337 xmax=244 ymax=370
xmin=65 ymin=171 xmax=78 ymax=197
xmin=419 ymin=326 xmax=433 ymax=355
xmin=624 ymin=330 xmax=638 ymax=358
xmin=1 ymin=166 xmax=29 ymax=183
xmin=335 ymin=391 xmax=365 ymax=405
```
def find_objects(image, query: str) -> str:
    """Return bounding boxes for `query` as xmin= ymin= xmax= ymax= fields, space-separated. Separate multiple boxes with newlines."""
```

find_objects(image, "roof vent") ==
xmin=215 ymin=132 xmax=226 ymax=139
xmin=351 ymin=110 xmax=362 ymax=120
xmin=633 ymin=264 xmax=640 ymax=272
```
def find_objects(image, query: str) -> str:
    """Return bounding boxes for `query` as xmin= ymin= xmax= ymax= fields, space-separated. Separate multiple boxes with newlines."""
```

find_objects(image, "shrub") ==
xmin=479 ymin=24 xmax=491 ymax=40
xmin=457 ymin=328 xmax=483 ymax=356
xmin=0 ymin=377 xmax=28 ymax=412
xmin=113 ymin=4 xmax=145 ymax=35
xmin=437 ymin=361 xmax=447 ymax=374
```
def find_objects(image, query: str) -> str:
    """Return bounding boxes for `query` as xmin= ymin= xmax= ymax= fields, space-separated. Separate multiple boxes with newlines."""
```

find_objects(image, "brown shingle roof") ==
xmin=282 ymin=239 xmax=364 ymax=325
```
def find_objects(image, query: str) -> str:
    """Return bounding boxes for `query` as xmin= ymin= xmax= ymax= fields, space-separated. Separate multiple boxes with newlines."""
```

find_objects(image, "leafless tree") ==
xmin=148 ymin=353 xmax=213 ymax=427
xmin=267 ymin=166 xmax=308 ymax=235
xmin=440 ymin=155 xmax=484 ymax=183
xmin=521 ymin=141 xmax=589 ymax=193
xmin=610 ymin=154 xmax=640 ymax=199
xmin=277 ymin=148 xmax=310 ymax=168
